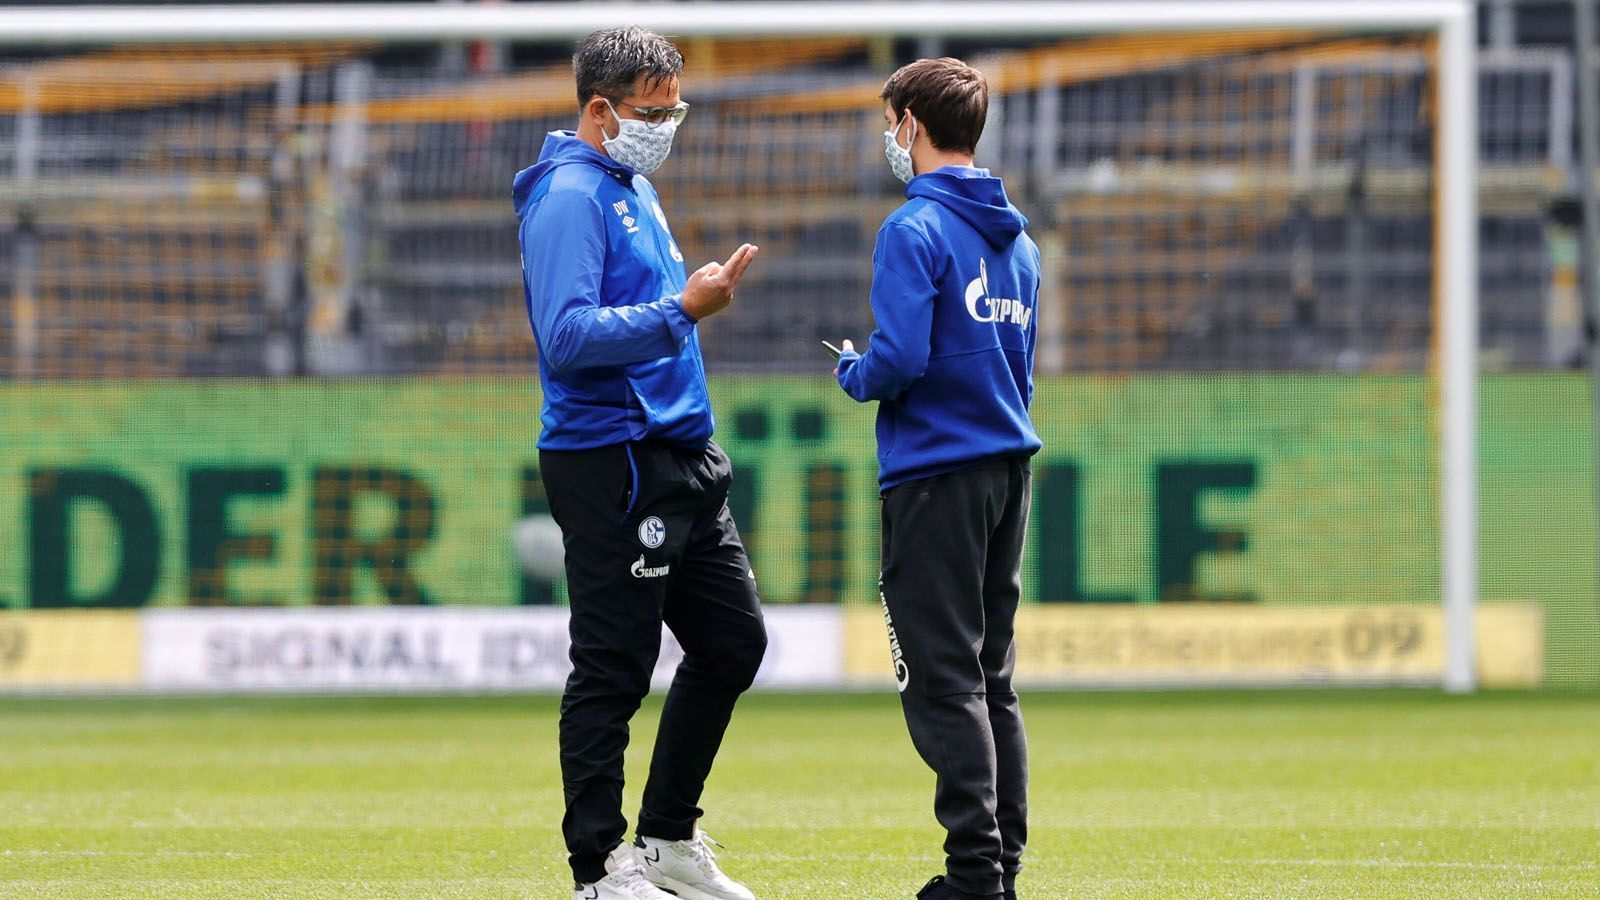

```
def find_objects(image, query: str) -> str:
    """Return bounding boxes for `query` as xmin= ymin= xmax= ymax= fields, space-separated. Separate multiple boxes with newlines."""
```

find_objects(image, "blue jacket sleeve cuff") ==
xmin=835 ymin=350 xmax=864 ymax=399
xmin=664 ymin=296 xmax=697 ymax=342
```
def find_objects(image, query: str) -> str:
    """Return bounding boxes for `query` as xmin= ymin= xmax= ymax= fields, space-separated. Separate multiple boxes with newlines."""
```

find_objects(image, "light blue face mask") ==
xmin=883 ymin=114 xmax=917 ymax=183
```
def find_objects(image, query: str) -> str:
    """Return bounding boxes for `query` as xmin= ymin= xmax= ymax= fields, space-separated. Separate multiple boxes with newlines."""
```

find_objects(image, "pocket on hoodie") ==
xmin=878 ymin=413 xmax=898 ymax=460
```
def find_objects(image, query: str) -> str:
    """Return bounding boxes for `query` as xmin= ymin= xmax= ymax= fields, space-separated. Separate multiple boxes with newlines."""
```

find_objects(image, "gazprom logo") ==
xmin=631 ymin=555 xmax=670 ymax=579
xmin=964 ymin=258 xmax=1032 ymax=329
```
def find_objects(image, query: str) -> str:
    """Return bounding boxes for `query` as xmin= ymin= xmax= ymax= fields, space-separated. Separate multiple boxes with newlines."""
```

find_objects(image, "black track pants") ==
xmin=880 ymin=458 xmax=1031 ymax=897
xmin=540 ymin=440 xmax=767 ymax=885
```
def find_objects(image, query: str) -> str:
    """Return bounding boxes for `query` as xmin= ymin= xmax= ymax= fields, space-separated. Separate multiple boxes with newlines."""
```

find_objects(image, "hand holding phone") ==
xmin=826 ymin=339 xmax=856 ymax=378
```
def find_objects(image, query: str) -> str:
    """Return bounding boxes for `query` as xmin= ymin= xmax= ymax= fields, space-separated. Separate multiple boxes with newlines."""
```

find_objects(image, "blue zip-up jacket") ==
xmin=513 ymin=131 xmax=712 ymax=450
xmin=837 ymin=166 xmax=1043 ymax=490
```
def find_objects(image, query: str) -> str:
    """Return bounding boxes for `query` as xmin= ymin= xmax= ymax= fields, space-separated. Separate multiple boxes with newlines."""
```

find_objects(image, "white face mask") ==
xmin=601 ymin=100 xmax=678 ymax=175
xmin=883 ymin=114 xmax=917 ymax=183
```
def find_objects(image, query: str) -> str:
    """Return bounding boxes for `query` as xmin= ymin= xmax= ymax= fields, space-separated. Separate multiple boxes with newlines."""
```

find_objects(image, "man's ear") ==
xmin=585 ymin=96 xmax=611 ymax=128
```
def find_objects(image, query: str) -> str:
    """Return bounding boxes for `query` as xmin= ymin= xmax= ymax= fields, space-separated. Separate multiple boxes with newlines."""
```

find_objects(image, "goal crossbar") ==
xmin=0 ymin=2 xmax=1473 ymax=43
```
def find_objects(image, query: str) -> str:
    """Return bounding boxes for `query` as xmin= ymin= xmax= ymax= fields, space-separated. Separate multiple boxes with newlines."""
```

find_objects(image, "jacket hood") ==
xmin=905 ymin=167 xmax=1028 ymax=248
xmin=513 ymin=131 xmax=633 ymax=216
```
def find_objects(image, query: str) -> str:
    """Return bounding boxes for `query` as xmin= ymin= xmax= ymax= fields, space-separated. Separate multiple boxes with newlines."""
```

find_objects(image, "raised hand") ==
xmin=681 ymin=243 xmax=759 ymax=321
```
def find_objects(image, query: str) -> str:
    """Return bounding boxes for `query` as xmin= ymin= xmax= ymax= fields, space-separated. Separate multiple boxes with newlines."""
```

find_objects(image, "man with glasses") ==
xmin=513 ymin=26 xmax=764 ymax=900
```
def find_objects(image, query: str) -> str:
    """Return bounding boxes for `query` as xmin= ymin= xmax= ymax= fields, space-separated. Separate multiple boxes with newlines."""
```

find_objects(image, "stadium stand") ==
xmin=0 ymin=26 xmax=1583 ymax=379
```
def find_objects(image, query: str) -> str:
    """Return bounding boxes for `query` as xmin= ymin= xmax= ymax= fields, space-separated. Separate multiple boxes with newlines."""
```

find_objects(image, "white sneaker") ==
xmin=637 ymin=831 xmax=756 ymax=900
xmin=573 ymin=844 xmax=677 ymax=900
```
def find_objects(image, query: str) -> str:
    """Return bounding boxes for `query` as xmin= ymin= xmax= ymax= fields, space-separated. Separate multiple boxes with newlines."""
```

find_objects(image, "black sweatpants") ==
xmin=880 ymin=458 xmax=1031 ymax=898
xmin=540 ymin=439 xmax=767 ymax=885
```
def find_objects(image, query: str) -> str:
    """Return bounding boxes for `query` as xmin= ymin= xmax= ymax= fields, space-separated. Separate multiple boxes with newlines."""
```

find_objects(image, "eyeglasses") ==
xmin=607 ymin=98 xmax=691 ymax=128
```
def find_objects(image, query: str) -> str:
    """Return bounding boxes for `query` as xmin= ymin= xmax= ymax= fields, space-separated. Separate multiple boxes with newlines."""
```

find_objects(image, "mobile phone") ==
xmin=821 ymin=341 xmax=843 ymax=360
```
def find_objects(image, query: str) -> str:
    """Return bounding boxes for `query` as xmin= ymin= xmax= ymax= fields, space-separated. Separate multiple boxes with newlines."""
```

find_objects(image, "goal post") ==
xmin=0 ymin=2 xmax=1487 ymax=692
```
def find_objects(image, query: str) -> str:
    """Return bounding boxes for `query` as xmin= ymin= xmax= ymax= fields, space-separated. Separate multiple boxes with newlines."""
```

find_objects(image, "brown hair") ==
xmin=880 ymin=57 xmax=988 ymax=155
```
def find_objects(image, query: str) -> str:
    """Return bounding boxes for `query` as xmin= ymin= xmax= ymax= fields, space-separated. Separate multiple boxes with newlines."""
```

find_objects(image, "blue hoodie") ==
xmin=837 ymin=166 xmax=1043 ymax=490
xmin=513 ymin=131 xmax=712 ymax=450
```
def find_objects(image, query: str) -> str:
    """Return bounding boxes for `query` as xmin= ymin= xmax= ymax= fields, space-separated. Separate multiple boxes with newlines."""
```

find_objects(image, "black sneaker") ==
xmin=916 ymin=875 xmax=1005 ymax=900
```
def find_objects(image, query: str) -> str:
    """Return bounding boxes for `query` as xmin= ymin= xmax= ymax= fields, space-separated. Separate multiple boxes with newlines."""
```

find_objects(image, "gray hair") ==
xmin=573 ymin=26 xmax=685 ymax=107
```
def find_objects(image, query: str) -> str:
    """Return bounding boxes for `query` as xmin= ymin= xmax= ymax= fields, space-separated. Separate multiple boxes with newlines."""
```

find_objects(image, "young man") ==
xmin=834 ymin=58 xmax=1041 ymax=900
xmin=514 ymin=27 xmax=766 ymax=900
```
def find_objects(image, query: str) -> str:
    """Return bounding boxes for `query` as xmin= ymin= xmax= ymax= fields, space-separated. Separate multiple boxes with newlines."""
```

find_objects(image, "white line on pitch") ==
xmin=1225 ymin=858 xmax=1598 ymax=872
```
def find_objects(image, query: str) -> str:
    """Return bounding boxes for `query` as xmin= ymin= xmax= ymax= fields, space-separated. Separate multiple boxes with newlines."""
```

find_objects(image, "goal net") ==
xmin=1 ymin=2 xmax=1591 ymax=693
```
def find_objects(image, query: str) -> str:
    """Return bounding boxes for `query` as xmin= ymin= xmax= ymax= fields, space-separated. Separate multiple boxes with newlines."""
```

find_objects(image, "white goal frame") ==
xmin=0 ymin=1 xmax=1481 ymax=692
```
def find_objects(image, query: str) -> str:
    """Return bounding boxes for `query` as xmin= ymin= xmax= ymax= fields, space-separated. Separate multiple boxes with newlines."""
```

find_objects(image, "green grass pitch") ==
xmin=2 ymin=691 xmax=1597 ymax=898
